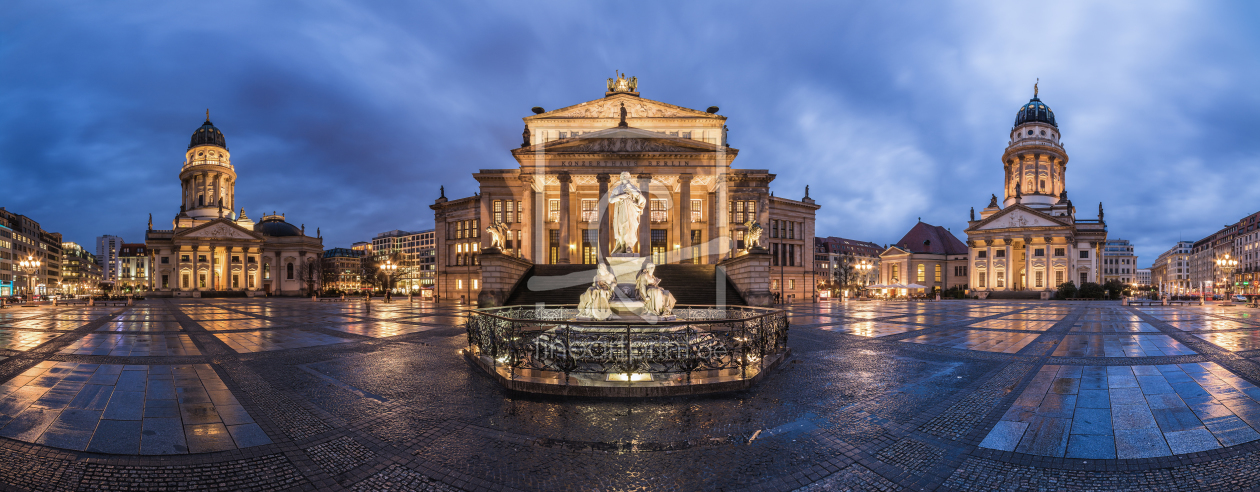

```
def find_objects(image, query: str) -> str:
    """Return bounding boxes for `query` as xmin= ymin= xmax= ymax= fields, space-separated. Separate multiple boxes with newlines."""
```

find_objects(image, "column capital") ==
xmin=678 ymin=173 xmax=693 ymax=183
xmin=595 ymin=173 xmax=610 ymax=184
xmin=557 ymin=171 xmax=572 ymax=183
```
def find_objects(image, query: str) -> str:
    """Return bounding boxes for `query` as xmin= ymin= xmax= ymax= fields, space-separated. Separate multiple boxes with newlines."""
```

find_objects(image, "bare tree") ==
xmin=376 ymin=252 xmax=416 ymax=294
xmin=358 ymin=255 xmax=380 ymax=293
xmin=296 ymin=257 xmax=322 ymax=296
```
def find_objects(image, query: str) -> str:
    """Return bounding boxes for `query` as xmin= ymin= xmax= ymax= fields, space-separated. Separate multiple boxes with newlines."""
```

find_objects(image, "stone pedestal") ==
xmin=607 ymin=255 xmax=646 ymax=286
xmin=1040 ymin=291 xmax=1051 ymax=300
xmin=717 ymin=249 xmax=773 ymax=307
xmin=477 ymin=248 xmax=534 ymax=307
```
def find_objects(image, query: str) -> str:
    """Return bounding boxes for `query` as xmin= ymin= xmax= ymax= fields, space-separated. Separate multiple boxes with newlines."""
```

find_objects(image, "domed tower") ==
xmin=1001 ymin=82 xmax=1068 ymax=208
xmin=180 ymin=111 xmax=236 ymax=221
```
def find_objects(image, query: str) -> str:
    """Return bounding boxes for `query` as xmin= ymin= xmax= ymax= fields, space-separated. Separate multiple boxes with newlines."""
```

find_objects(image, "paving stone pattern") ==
xmin=2 ymin=300 xmax=1260 ymax=490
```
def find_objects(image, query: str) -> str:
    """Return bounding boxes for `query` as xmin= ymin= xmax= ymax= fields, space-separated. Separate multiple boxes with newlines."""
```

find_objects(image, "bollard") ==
xmin=312 ymin=295 xmax=317 ymax=302
xmin=89 ymin=298 xmax=94 ymax=307
xmin=126 ymin=297 xmax=133 ymax=306
xmin=53 ymin=298 xmax=58 ymax=306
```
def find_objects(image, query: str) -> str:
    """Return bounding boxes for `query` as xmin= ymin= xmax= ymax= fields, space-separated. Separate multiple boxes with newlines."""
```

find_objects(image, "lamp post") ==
xmin=1217 ymin=254 xmax=1238 ymax=302
xmin=18 ymin=254 xmax=41 ymax=302
xmin=856 ymin=260 xmax=873 ymax=297
xmin=379 ymin=259 xmax=398 ymax=302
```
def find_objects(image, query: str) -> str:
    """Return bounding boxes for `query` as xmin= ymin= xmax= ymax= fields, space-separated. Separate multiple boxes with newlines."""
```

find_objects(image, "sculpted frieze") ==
xmin=560 ymin=138 xmax=698 ymax=153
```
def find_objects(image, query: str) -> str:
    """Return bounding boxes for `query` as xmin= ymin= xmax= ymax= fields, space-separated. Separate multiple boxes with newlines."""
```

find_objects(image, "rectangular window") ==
xmin=917 ymin=264 xmax=925 ymax=282
xmin=504 ymin=201 xmax=515 ymax=224
xmin=495 ymin=200 xmax=504 ymax=223
xmin=690 ymin=199 xmax=703 ymax=222
xmin=935 ymin=264 xmax=941 ymax=282
xmin=996 ymin=250 xmax=1006 ymax=258
xmin=549 ymin=229 xmax=560 ymax=264
xmin=1034 ymin=249 xmax=1045 ymax=257
xmin=789 ymin=244 xmax=796 ymax=267
xmin=770 ymin=220 xmax=779 ymax=238
xmin=547 ymin=199 xmax=559 ymax=223
xmin=581 ymin=229 xmax=597 ymax=265
xmin=249 ymin=275 xmax=255 ymax=288
xmin=789 ymin=222 xmax=795 ymax=240
xmin=788 ymin=279 xmax=795 ymax=290
xmin=1055 ymin=248 xmax=1065 ymax=257
xmin=1080 ymin=251 xmax=1089 ymax=259
xmin=891 ymin=264 xmax=900 ymax=283
xmin=581 ymin=199 xmax=598 ymax=222
xmin=996 ymin=271 xmax=1005 ymax=288
xmin=650 ymin=199 xmax=667 ymax=223
xmin=161 ymin=257 xmax=169 ymax=264
xmin=1056 ymin=270 xmax=1064 ymax=286
xmin=263 ymin=263 xmax=270 ymax=280
xmin=651 ymin=229 xmax=668 ymax=264
xmin=232 ymin=275 xmax=240 ymax=288
xmin=1036 ymin=271 xmax=1043 ymax=288
xmin=979 ymin=271 xmax=987 ymax=288
xmin=199 ymin=274 xmax=206 ymax=289
xmin=977 ymin=251 xmax=987 ymax=259
xmin=198 ymin=255 xmax=206 ymax=262
xmin=232 ymin=256 xmax=240 ymax=263
xmin=182 ymin=274 xmax=189 ymax=288
xmin=731 ymin=200 xmax=744 ymax=224
xmin=1080 ymin=272 xmax=1088 ymax=285
xmin=162 ymin=275 xmax=169 ymax=289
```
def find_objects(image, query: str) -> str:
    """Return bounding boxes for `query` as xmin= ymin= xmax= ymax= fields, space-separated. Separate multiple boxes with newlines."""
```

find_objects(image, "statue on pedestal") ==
xmin=635 ymin=261 xmax=676 ymax=316
xmin=608 ymin=172 xmax=646 ymax=254
xmin=577 ymin=263 xmax=617 ymax=320
xmin=744 ymin=219 xmax=764 ymax=250
xmin=486 ymin=222 xmax=511 ymax=249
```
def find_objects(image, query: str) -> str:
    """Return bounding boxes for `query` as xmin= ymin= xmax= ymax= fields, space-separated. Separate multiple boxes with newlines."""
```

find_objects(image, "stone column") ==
xmin=524 ymin=176 xmax=540 ymax=263
xmin=1024 ymin=237 xmax=1033 ymax=291
xmin=638 ymin=173 xmax=652 ymax=257
xmin=1004 ymin=242 xmax=1012 ymax=290
xmin=597 ymin=173 xmax=610 ymax=260
xmin=986 ymin=242 xmax=994 ymax=290
xmin=558 ymin=172 xmax=571 ymax=264
xmin=678 ymin=174 xmax=693 ymax=264
xmin=192 ymin=247 xmax=200 ymax=291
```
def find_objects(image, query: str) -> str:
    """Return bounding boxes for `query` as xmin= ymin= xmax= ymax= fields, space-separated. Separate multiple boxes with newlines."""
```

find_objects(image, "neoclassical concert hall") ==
xmin=432 ymin=74 xmax=819 ymax=305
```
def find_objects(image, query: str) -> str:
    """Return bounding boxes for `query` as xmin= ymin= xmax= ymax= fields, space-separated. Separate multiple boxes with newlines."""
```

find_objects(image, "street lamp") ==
xmin=17 ymin=254 xmax=41 ymax=302
xmin=379 ymin=259 xmax=398 ymax=301
xmin=1217 ymin=254 xmax=1238 ymax=301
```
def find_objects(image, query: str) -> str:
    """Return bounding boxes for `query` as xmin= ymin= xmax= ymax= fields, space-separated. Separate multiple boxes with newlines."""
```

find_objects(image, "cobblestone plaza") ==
xmin=2 ymin=300 xmax=1260 ymax=490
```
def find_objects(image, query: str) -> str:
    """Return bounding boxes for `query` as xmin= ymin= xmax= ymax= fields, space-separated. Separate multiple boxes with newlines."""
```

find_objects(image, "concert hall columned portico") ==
xmin=432 ymin=75 xmax=818 ymax=304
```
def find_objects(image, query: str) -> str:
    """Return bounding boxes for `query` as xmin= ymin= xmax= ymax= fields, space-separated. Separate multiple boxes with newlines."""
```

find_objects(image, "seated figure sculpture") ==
xmin=635 ymin=261 xmax=677 ymax=316
xmin=577 ymin=262 xmax=617 ymax=320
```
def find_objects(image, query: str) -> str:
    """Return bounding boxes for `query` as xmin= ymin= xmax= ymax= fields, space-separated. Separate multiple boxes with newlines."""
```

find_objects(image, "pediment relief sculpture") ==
xmin=183 ymin=223 xmax=255 ymax=240
xmin=550 ymin=99 xmax=698 ymax=119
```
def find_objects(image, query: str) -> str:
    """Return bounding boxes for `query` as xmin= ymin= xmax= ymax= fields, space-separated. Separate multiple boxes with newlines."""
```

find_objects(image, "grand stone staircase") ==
xmin=503 ymin=264 xmax=746 ymax=306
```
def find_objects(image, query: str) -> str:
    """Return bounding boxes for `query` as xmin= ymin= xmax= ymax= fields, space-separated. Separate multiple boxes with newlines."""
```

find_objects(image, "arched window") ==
xmin=286 ymin=262 xmax=294 ymax=279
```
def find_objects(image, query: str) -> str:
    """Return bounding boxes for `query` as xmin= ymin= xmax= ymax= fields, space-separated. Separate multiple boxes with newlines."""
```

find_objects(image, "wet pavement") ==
xmin=1 ymin=299 xmax=1260 ymax=490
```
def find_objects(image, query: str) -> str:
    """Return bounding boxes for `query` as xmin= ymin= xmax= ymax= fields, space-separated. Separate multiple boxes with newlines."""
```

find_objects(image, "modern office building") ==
xmin=117 ymin=243 xmax=151 ymax=294
xmin=321 ymin=247 xmax=364 ymax=292
xmin=96 ymin=234 xmax=125 ymax=284
xmin=371 ymin=229 xmax=436 ymax=294
xmin=1152 ymin=241 xmax=1193 ymax=293
xmin=61 ymin=242 xmax=102 ymax=296
xmin=1102 ymin=238 xmax=1139 ymax=285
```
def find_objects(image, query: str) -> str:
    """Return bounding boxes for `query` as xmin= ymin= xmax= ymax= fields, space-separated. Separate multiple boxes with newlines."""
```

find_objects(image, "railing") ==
xmin=465 ymin=305 xmax=789 ymax=385
xmin=182 ymin=160 xmax=233 ymax=170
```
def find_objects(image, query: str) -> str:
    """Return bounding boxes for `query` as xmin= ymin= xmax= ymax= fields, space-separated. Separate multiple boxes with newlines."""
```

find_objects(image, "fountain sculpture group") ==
xmin=467 ymin=171 xmax=788 ymax=396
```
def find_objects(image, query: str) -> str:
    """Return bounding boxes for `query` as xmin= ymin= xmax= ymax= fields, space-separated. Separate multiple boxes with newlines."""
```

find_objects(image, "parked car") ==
xmin=1234 ymin=295 xmax=1249 ymax=303
xmin=1213 ymin=294 xmax=1225 ymax=301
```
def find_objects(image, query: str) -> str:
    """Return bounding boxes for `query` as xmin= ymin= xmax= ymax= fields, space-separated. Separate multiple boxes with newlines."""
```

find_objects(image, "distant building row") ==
xmin=1152 ymin=210 xmax=1260 ymax=296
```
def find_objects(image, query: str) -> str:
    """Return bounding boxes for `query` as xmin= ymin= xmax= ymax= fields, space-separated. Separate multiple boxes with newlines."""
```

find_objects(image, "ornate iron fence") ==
xmin=465 ymin=305 xmax=788 ymax=384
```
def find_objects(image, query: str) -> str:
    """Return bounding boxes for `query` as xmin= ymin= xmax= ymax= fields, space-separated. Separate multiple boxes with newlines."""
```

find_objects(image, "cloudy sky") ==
xmin=2 ymin=1 xmax=1257 ymax=266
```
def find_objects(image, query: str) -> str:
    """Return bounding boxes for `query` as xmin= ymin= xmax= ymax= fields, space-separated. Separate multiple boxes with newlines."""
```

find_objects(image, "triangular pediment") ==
xmin=879 ymin=245 xmax=909 ymax=257
xmin=176 ymin=219 xmax=263 ymax=240
xmin=529 ymin=94 xmax=720 ymax=120
xmin=968 ymin=205 xmax=1068 ymax=232
xmin=515 ymin=127 xmax=723 ymax=154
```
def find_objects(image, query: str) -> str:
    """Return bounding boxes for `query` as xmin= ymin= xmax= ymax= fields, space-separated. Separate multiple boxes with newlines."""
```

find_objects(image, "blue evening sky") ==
xmin=2 ymin=2 xmax=1257 ymax=266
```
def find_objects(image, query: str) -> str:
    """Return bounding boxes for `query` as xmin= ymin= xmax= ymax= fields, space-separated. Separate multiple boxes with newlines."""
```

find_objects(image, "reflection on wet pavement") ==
xmin=0 ymin=362 xmax=267 ymax=454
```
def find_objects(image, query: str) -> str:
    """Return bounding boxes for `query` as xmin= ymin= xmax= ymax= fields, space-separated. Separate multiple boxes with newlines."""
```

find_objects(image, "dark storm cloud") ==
xmin=1 ymin=1 xmax=1258 ymax=265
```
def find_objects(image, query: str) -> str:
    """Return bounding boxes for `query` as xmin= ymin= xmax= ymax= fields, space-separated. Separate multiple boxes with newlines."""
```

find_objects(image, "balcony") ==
xmin=182 ymin=159 xmax=233 ymax=171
